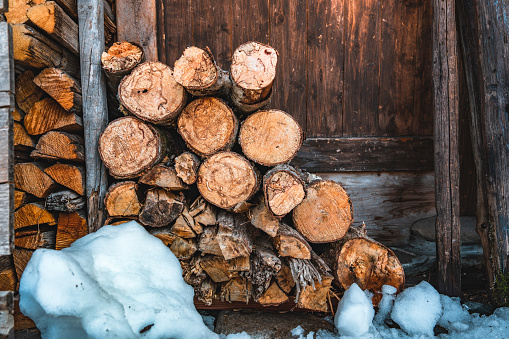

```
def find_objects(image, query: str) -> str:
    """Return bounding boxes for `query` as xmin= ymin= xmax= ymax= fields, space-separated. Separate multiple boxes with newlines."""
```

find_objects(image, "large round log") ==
xmin=263 ymin=164 xmax=306 ymax=217
xmin=230 ymin=41 xmax=277 ymax=104
xmin=178 ymin=97 xmax=238 ymax=157
xmin=239 ymin=109 xmax=303 ymax=166
xmin=197 ymin=152 xmax=259 ymax=210
xmin=118 ymin=61 xmax=187 ymax=124
xmin=292 ymin=180 xmax=353 ymax=243
xmin=98 ymin=117 xmax=165 ymax=179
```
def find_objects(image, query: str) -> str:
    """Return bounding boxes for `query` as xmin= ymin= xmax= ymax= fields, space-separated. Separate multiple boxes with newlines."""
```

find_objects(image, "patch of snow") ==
xmin=374 ymin=285 xmax=398 ymax=324
xmin=438 ymin=295 xmax=471 ymax=332
xmin=291 ymin=325 xmax=305 ymax=337
xmin=202 ymin=315 xmax=216 ymax=331
xmin=19 ymin=221 xmax=218 ymax=339
xmin=334 ymin=283 xmax=375 ymax=337
xmin=222 ymin=332 xmax=252 ymax=339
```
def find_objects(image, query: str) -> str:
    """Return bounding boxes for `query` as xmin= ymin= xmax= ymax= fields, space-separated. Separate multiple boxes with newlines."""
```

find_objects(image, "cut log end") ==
xmin=174 ymin=152 xmax=201 ymax=185
xmin=139 ymin=189 xmax=184 ymax=227
xmin=263 ymin=165 xmax=306 ymax=217
xmin=101 ymin=41 xmax=144 ymax=74
xmin=173 ymin=46 xmax=218 ymax=89
xmin=104 ymin=181 xmax=142 ymax=217
xmin=139 ymin=164 xmax=188 ymax=190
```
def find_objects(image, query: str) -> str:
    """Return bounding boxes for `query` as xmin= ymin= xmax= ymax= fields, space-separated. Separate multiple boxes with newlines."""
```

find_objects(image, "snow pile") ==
xmin=19 ymin=221 xmax=218 ymax=339
xmin=438 ymin=295 xmax=471 ymax=332
xmin=334 ymin=283 xmax=375 ymax=337
xmin=374 ymin=285 xmax=397 ymax=324
xmin=291 ymin=325 xmax=315 ymax=339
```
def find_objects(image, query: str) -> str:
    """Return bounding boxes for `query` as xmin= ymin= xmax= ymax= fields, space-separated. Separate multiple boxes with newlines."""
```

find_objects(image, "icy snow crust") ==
xmin=19 ymin=221 xmax=218 ymax=339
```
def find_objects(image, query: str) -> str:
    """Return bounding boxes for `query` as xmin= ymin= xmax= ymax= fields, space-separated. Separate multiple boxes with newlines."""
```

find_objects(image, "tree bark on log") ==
xmin=273 ymin=223 xmax=311 ymax=260
xmin=138 ymin=188 xmax=184 ymax=227
xmin=174 ymin=152 xmax=201 ymax=185
xmin=198 ymin=226 xmax=223 ymax=256
xmin=216 ymin=212 xmax=254 ymax=260
xmin=263 ymin=164 xmax=305 ymax=217
xmin=45 ymin=190 xmax=86 ymax=212
xmin=30 ymin=131 xmax=85 ymax=162
xmin=33 ymin=68 xmax=82 ymax=115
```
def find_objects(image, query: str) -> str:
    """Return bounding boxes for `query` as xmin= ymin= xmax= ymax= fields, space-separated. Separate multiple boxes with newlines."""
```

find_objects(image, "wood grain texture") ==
xmin=231 ymin=0 xmax=270 ymax=46
xmin=116 ymin=0 xmax=158 ymax=61
xmin=433 ymin=0 xmax=461 ymax=296
xmin=78 ymin=0 xmax=109 ymax=232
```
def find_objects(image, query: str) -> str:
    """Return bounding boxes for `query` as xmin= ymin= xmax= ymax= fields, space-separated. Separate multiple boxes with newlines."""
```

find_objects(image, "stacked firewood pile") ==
xmin=98 ymin=41 xmax=405 ymax=311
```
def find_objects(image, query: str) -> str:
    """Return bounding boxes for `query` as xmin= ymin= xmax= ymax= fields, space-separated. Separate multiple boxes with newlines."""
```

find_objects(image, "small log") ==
xmin=104 ymin=181 xmax=142 ymax=218
xmin=139 ymin=164 xmax=188 ymax=190
xmin=275 ymin=263 xmax=295 ymax=294
xmin=174 ymin=152 xmax=201 ymax=185
xmin=239 ymin=109 xmax=303 ymax=166
xmin=230 ymin=201 xmax=255 ymax=214
xmin=12 ymin=23 xmax=80 ymax=78
xmin=216 ymin=212 xmax=254 ymax=260
xmin=14 ymin=190 xmax=31 ymax=210
xmin=181 ymin=256 xmax=207 ymax=287
xmin=148 ymin=227 xmax=177 ymax=246
xmin=13 ymin=121 xmax=35 ymax=150
xmin=55 ymin=211 xmax=87 ymax=249
xmin=263 ymin=164 xmax=306 ymax=217
xmin=173 ymin=46 xmax=231 ymax=97
xmin=221 ymin=277 xmax=252 ymax=303
xmin=14 ymin=203 xmax=56 ymax=230
xmin=12 ymin=106 xmax=25 ymax=122
xmin=14 ymin=162 xmax=57 ymax=198
xmin=14 ymin=229 xmax=56 ymax=249
xmin=101 ymin=41 xmax=144 ymax=91
xmin=248 ymin=196 xmax=280 ymax=237
xmin=297 ymin=275 xmax=333 ymax=312
xmin=13 ymin=248 xmax=33 ymax=286
xmin=177 ymin=97 xmax=238 ymax=157
xmin=27 ymin=1 xmax=79 ymax=55
xmin=230 ymin=41 xmax=277 ymax=105
xmin=98 ymin=117 xmax=166 ymax=179
xmin=5 ymin=0 xmax=79 ymax=23
xmin=118 ymin=61 xmax=186 ymax=124
xmin=171 ymin=206 xmax=197 ymax=239
xmin=196 ymin=278 xmax=218 ymax=306
xmin=169 ymin=236 xmax=197 ymax=260
xmin=257 ymin=281 xmax=289 ymax=306
xmin=197 ymin=152 xmax=260 ymax=210
xmin=201 ymin=255 xmax=238 ymax=283
xmin=45 ymin=190 xmax=86 ymax=212
xmin=15 ymin=70 xmax=45 ymax=113
xmin=30 ymin=131 xmax=85 ymax=162
xmin=198 ymin=226 xmax=223 ymax=256
xmin=228 ymin=256 xmax=250 ymax=272
xmin=245 ymin=239 xmax=282 ymax=300
xmin=0 ymin=256 xmax=16 ymax=291
xmin=293 ymin=180 xmax=353 ymax=243
xmin=33 ymin=68 xmax=82 ymax=114
xmin=139 ymin=188 xmax=184 ymax=227
xmin=190 ymin=196 xmax=217 ymax=226
xmin=273 ymin=223 xmax=312 ymax=260
xmin=24 ymin=97 xmax=83 ymax=135
xmin=44 ymin=163 xmax=85 ymax=195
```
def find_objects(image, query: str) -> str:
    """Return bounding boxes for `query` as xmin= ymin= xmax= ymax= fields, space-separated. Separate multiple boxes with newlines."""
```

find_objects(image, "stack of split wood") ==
xmin=98 ymin=41 xmax=405 ymax=311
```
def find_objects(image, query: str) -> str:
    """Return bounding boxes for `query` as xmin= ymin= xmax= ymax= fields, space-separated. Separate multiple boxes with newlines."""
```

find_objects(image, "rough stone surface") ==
xmin=411 ymin=216 xmax=479 ymax=244
xmin=215 ymin=310 xmax=335 ymax=339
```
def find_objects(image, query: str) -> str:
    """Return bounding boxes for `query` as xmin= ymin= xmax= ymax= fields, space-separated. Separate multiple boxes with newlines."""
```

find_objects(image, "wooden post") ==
xmin=432 ymin=0 xmax=461 ymax=296
xmin=457 ymin=0 xmax=509 ymax=304
xmin=78 ymin=0 xmax=109 ymax=232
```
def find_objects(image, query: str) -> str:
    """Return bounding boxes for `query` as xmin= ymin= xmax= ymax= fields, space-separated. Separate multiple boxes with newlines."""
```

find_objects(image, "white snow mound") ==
xmin=19 ymin=221 xmax=218 ymax=339
xmin=391 ymin=280 xmax=442 ymax=336
xmin=334 ymin=283 xmax=375 ymax=337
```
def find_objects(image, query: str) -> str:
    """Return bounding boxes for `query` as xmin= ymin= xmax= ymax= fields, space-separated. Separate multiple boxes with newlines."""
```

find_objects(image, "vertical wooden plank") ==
xmin=231 ymin=0 xmax=270 ymax=47
xmin=192 ymin=0 xmax=232 ymax=70
xmin=157 ymin=0 xmax=192 ymax=66
xmin=270 ymin=0 xmax=307 ymax=131
xmin=116 ymin=0 xmax=158 ymax=62
xmin=342 ymin=0 xmax=381 ymax=137
xmin=78 ymin=0 xmax=109 ymax=232
xmin=306 ymin=0 xmax=344 ymax=138
xmin=379 ymin=0 xmax=419 ymax=136
xmin=0 ymin=22 xmax=14 ymax=257
xmin=433 ymin=0 xmax=461 ymax=296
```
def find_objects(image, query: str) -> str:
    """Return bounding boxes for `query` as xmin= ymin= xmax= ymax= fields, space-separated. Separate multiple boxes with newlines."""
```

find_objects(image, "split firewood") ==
xmin=181 ymin=256 xmax=208 ymax=287
xmin=248 ymin=196 xmax=280 ymax=237
xmin=44 ymin=163 xmax=85 ymax=195
xmin=190 ymin=196 xmax=217 ymax=225
xmin=200 ymin=255 xmax=238 ymax=283
xmin=15 ymin=70 xmax=45 ymax=113
xmin=239 ymin=109 xmax=303 ymax=167
xmin=99 ymin=117 xmax=166 ymax=178
xmin=139 ymin=188 xmax=184 ymax=227
xmin=245 ymin=239 xmax=282 ymax=301
xmin=55 ymin=211 xmax=88 ymax=250
xmin=13 ymin=121 xmax=35 ymax=150
xmin=118 ymin=62 xmax=187 ymax=124
xmin=230 ymin=41 xmax=277 ymax=107
xmin=221 ymin=277 xmax=252 ymax=303
xmin=14 ymin=203 xmax=57 ymax=230
xmin=139 ymin=164 xmax=188 ymax=190
xmin=104 ymin=181 xmax=142 ymax=217
xmin=33 ymin=68 xmax=82 ymax=114
xmin=263 ymin=165 xmax=306 ymax=217
xmin=14 ymin=190 xmax=32 ymax=210
xmin=148 ymin=227 xmax=177 ymax=246
xmin=13 ymin=248 xmax=33 ymax=287
xmin=24 ymin=97 xmax=83 ymax=135
xmin=257 ymin=281 xmax=289 ymax=306
xmin=169 ymin=236 xmax=197 ymax=260
xmin=6 ymin=0 xmax=80 ymax=24
xmin=297 ymin=275 xmax=333 ymax=312
xmin=196 ymin=278 xmax=218 ymax=306
xmin=273 ymin=223 xmax=312 ymax=260
xmin=45 ymin=190 xmax=86 ymax=212
xmin=12 ymin=106 xmax=25 ymax=122
xmin=173 ymin=46 xmax=231 ymax=97
xmin=197 ymin=152 xmax=260 ymax=210
xmin=293 ymin=180 xmax=353 ymax=243
xmin=0 ymin=256 xmax=17 ymax=291
xmin=102 ymin=0 xmax=116 ymax=44
xmin=30 ymin=131 xmax=85 ymax=162
xmin=171 ymin=205 xmax=199 ymax=238
xmin=216 ymin=212 xmax=254 ymax=260
xmin=101 ymin=41 xmax=144 ymax=91
xmin=12 ymin=24 xmax=80 ymax=78
xmin=228 ymin=256 xmax=251 ymax=272
xmin=27 ymin=1 xmax=79 ymax=55
xmin=275 ymin=262 xmax=295 ymax=294
xmin=14 ymin=162 xmax=57 ymax=198
xmin=177 ymin=97 xmax=238 ymax=157
xmin=198 ymin=226 xmax=223 ymax=256
xmin=174 ymin=152 xmax=201 ymax=185
xmin=14 ymin=229 xmax=56 ymax=249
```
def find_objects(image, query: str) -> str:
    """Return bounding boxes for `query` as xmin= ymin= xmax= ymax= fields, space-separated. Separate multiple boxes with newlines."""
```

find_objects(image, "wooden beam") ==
xmin=432 ymin=0 xmax=461 ymax=296
xmin=78 ymin=0 xmax=108 ymax=232
xmin=290 ymin=137 xmax=433 ymax=172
